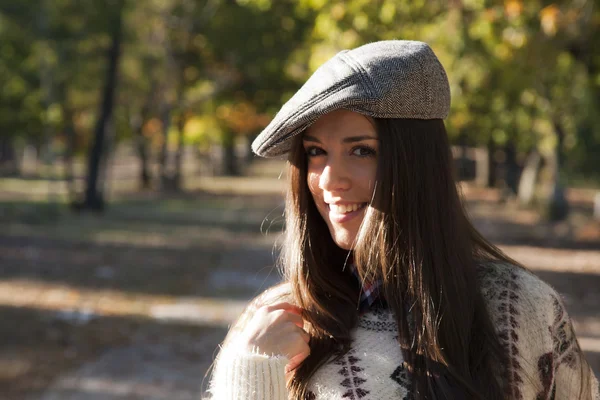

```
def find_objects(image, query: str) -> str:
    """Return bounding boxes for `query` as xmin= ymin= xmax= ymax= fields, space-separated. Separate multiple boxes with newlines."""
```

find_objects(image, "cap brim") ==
xmin=252 ymin=85 xmax=378 ymax=157
xmin=252 ymin=50 xmax=379 ymax=158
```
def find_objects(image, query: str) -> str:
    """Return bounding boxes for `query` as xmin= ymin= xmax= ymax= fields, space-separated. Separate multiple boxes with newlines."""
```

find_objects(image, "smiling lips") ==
xmin=327 ymin=202 xmax=367 ymax=223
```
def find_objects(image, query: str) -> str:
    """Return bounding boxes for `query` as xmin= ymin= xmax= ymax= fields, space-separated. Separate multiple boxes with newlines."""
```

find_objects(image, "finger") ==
xmin=268 ymin=302 xmax=304 ymax=315
xmin=285 ymin=311 xmax=305 ymax=328
xmin=297 ymin=327 xmax=310 ymax=343
xmin=285 ymin=358 xmax=300 ymax=373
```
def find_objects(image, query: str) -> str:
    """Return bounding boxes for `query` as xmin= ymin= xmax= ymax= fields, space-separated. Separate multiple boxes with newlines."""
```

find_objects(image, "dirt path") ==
xmin=29 ymin=242 xmax=284 ymax=400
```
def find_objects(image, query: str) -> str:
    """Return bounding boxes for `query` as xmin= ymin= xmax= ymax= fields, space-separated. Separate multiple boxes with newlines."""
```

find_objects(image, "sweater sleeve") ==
xmin=207 ymin=345 xmax=289 ymax=400
xmin=206 ymin=283 xmax=293 ymax=400
xmin=478 ymin=263 xmax=599 ymax=400
xmin=549 ymin=295 xmax=600 ymax=400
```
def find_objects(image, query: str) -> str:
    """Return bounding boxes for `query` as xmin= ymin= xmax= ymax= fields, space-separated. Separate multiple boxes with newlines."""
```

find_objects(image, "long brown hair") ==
xmin=207 ymin=116 xmax=595 ymax=399
xmin=283 ymin=117 xmax=517 ymax=399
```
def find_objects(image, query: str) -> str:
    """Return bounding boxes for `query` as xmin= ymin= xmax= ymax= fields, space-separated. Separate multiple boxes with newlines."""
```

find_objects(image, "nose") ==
xmin=318 ymin=159 xmax=350 ymax=192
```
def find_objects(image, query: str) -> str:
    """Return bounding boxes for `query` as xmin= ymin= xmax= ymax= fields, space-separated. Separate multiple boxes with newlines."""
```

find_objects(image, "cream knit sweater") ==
xmin=208 ymin=263 xmax=599 ymax=399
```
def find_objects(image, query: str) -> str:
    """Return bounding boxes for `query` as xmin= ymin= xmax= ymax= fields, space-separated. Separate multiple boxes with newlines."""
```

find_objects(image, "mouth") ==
xmin=327 ymin=202 xmax=368 ymax=223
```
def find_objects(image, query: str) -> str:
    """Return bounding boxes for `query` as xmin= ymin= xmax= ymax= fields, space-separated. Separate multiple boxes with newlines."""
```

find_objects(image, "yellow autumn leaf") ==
xmin=540 ymin=4 xmax=560 ymax=36
xmin=504 ymin=0 xmax=523 ymax=20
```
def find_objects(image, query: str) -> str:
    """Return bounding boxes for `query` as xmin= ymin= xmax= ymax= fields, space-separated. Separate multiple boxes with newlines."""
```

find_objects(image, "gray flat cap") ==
xmin=251 ymin=40 xmax=450 ymax=158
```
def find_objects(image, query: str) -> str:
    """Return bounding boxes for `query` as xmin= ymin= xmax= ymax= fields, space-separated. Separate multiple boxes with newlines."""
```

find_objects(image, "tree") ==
xmin=80 ymin=0 xmax=125 ymax=211
xmin=204 ymin=0 xmax=315 ymax=175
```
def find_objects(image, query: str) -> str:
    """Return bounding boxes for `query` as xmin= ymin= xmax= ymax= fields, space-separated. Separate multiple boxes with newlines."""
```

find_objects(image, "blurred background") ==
xmin=0 ymin=0 xmax=598 ymax=398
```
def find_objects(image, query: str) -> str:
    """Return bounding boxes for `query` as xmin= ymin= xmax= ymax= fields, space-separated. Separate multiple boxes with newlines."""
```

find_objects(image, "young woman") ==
xmin=207 ymin=40 xmax=599 ymax=400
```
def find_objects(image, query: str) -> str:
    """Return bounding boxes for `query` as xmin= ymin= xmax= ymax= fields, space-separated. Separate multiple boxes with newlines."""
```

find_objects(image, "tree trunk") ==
xmin=158 ymin=104 xmax=174 ymax=191
xmin=486 ymin=138 xmax=497 ymax=188
xmin=130 ymin=104 xmax=153 ymax=190
xmin=504 ymin=141 xmax=519 ymax=196
xmin=137 ymin=134 xmax=152 ymax=190
xmin=517 ymin=149 xmax=541 ymax=206
xmin=81 ymin=1 xmax=124 ymax=212
xmin=172 ymin=114 xmax=188 ymax=191
xmin=0 ymin=137 xmax=17 ymax=176
xmin=474 ymin=147 xmax=489 ymax=187
xmin=455 ymin=134 xmax=468 ymax=181
xmin=98 ymin=118 xmax=115 ymax=200
xmin=546 ymin=120 xmax=569 ymax=221
xmin=63 ymin=108 xmax=78 ymax=203
xmin=222 ymin=130 xmax=238 ymax=176
xmin=159 ymin=105 xmax=170 ymax=178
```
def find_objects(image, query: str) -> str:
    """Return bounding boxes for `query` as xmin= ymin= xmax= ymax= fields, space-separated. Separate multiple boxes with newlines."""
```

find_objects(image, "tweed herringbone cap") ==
xmin=251 ymin=40 xmax=450 ymax=158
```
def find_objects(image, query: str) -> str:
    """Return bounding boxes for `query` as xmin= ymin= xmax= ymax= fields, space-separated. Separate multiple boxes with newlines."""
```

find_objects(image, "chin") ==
xmin=332 ymin=232 xmax=357 ymax=250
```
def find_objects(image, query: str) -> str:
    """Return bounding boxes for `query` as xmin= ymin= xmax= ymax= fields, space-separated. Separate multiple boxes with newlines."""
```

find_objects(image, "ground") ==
xmin=0 ymin=159 xmax=598 ymax=399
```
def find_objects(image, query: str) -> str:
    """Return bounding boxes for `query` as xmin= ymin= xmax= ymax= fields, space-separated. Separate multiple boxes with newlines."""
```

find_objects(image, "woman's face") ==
xmin=303 ymin=109 xmax=378 ymax=250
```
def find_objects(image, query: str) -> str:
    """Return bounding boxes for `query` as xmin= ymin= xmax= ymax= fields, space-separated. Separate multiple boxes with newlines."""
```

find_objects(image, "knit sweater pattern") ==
xmin=208 ymin=263 xmax=600 ymax=400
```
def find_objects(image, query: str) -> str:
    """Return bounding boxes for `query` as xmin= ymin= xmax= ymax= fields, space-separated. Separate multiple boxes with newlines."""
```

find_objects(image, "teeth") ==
xmin=330 ymin=203 xmax=364 ymax=214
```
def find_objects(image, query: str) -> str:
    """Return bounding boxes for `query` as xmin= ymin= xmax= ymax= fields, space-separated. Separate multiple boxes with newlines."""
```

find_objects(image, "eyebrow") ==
xmin=302 ymin=134 xmax=377 ymax=144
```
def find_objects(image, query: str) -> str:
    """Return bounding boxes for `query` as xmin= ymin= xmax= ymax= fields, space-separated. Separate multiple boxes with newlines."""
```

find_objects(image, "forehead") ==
xmin=304 ymin=109 xmax=377 ymax=140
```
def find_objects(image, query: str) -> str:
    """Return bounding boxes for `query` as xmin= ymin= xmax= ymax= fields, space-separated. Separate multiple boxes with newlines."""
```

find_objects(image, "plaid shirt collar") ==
xmin=347 ymin=263 xmax=385 ymax=314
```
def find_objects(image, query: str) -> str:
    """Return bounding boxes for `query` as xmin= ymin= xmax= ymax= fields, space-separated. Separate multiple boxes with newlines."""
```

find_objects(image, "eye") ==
xmin=305 ymin=146 xmax=326 ymax=157
xmin=351 ymin=145 xmax=376 ymax=157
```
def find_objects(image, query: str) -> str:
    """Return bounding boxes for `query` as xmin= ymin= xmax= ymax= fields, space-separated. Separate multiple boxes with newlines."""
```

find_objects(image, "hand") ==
xmin=239 ymin=302 xmax=311 ymax=373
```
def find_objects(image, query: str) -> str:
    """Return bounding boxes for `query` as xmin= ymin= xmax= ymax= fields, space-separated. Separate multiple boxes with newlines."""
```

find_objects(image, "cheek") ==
xmin=307 ymin=171 xmax=321 ymax=198
xmin=352 ymin=163 xmax=377 ymax=194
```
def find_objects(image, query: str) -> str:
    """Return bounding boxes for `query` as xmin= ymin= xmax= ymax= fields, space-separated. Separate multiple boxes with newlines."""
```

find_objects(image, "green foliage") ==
xmin=0 ymin=0 xmax=598 ymax=183
xmin=206 ymin=0 xmax=315 ymax=111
